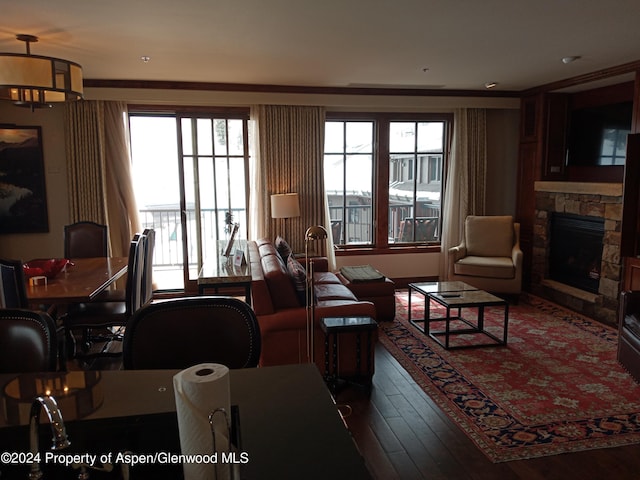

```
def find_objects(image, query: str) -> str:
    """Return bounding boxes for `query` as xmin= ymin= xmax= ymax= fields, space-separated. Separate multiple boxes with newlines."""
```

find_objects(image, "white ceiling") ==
xmin=2 ymin=0 xmax=640 ymax=93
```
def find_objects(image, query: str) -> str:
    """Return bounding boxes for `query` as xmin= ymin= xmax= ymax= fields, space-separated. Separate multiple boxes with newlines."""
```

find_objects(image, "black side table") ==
xmin=320 ymin=316 xmax=377 ymax=395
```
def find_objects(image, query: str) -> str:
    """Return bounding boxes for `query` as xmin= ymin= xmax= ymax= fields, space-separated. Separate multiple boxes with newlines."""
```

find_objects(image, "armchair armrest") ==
xmin=512 ymin=245 xmax=523 ymax=269
xmin=448 ymin=243 xmax=467 ymax=263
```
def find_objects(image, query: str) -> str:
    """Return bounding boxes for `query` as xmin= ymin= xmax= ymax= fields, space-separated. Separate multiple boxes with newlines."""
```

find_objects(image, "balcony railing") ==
xmin=140 ymin=202 xmax=440 ymax=271
xmin=138 ymin=207 xmax=245 ymax=268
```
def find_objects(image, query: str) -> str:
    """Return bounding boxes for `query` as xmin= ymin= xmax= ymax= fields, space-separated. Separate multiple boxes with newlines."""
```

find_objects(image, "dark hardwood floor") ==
xmin=337 ymin=344 xmax=640 ymax=480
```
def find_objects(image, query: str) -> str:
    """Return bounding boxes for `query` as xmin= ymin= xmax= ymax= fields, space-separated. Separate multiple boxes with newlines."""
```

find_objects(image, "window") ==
xmin=325 ymin=114 xmax=451 ymax=248
xmin=324 ymin=121 xmax=375 ymax=245
xmin=390 ymin=121 xmax=445 ymax=244
xmin=129 ymin=110 xmax=249 ymax=291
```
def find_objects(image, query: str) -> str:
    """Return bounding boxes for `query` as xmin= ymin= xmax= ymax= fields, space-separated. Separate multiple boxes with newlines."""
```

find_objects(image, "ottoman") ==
xmin=337 ymin=265 xmax=396 ymax=321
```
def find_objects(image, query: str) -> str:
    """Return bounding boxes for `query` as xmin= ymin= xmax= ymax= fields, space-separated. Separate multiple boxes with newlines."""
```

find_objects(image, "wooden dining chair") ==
xmin=64 ymin=221 xmax=109 ymax=258
xmin=62 ymin=233 xmax=147 ymax=362
xmin=0 ymin=258 xmax=29 ymax=309
xmin=0 ymin=308 xmax=59 ymax=372
xmin=123 ymin=296 xmax=261 ymax=370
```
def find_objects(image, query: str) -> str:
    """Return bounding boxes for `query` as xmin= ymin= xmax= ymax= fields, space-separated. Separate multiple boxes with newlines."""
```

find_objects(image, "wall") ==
xmin=0 ymin=88 xmax=520 ymax=282
xmin=0 ymin=103 xmax=69 ymax=260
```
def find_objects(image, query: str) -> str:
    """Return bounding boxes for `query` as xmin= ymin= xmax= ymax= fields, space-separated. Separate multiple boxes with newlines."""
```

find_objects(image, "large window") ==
xmin=389 ymin=121 xmax=445 ymax=244
xmin=324 ymin=121 xmax=375 ymax=245
xmin=325 ymin=114 xmax=451 ymax=249
xmin=129 ymin=110 xmax=249 ymax=291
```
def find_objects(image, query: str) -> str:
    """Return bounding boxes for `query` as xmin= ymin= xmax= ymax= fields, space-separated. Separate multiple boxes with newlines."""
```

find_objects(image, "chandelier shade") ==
xmin=0 ymin=34 xmax=83 ymax=108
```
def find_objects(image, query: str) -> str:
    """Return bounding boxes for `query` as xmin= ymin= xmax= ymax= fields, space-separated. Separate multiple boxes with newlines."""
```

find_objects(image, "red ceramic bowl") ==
xmin=23 ymin=259 xmax=71 ymax=279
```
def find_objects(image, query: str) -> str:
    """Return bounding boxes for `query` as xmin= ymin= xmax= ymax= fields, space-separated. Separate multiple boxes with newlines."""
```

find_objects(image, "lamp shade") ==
xmin=0 ymin=34 xmax=83 ymax=109
xmin=271 ymin=193 xmax=300 ymax=219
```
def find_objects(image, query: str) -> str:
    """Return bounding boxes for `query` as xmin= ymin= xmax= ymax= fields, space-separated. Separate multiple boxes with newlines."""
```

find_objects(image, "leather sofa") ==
xmin=249 ymin=238 xmax=377 ymax=377
xmin=618 ymin=290 xmax=640 ymax=383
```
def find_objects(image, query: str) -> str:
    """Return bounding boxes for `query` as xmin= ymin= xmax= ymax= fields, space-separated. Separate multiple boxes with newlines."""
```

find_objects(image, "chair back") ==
xmin=0 ymin=309 xmax=58 ymax=372
xmin=141 ymin=228 xmax=155 ymax=303
xmin=64 ymin=221 xmax=108 ymax=258
xmin=123 ymin=296 xmax=261 ymax=370
xmin=0 ymin=258 xmax=28 ymax=309
xmin=464 ymin=215 xmax=515 ymax=257
xmin=124 ymin=234 xmax=147 ymax=316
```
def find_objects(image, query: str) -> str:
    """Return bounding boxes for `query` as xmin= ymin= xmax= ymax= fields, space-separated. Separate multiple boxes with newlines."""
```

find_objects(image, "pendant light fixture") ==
xmin=0 ymin=34 xmax=83 ymax=110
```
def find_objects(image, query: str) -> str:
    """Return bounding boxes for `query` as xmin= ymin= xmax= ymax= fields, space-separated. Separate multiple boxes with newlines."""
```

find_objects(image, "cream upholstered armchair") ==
xmin=448 ymin=215 xmax=523 ymax=294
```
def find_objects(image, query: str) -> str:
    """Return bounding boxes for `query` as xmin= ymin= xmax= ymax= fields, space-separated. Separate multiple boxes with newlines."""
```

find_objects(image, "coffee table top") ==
xmin=430 ymin=289 xmax=506 ymax=307
xmin=409 ymin=281 xmax=479 ymax=295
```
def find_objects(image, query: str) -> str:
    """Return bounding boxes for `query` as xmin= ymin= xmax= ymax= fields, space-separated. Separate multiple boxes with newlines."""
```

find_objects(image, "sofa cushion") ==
xmin=314 ymin=271 xmax=342 ymax=284
xmin=275 ymin=236 xmax=293 ymax=262
xmin=261 ymin=252 xmax=299 ymax=309
xmin=314 ymin=283 xmax=358 ymax=302
xmin=465 ymin=215 xmax=514 ymax=257
xmin=287 ymin=254 xmax=307 ymax=305
xmin=454 ymin=255 xmax=515 ymax=279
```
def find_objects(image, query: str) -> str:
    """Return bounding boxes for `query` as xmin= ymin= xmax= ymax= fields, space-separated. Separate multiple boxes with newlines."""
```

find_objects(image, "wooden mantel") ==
xmin=534 ymin=181 xmax=623 ymax=197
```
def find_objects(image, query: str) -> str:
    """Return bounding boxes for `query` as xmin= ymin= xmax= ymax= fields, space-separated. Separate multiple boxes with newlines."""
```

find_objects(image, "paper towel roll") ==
xmin=174 ymin=363 xmax=231 ymax=480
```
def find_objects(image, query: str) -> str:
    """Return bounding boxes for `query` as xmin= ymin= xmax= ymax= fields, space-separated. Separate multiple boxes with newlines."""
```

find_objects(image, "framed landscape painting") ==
xmin=0 ymin=126 xmax=49 ymax=233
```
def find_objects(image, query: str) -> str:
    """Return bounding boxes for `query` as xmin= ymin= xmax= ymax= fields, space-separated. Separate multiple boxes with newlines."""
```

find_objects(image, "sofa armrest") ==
xmin=295 ymin=256 xmax=329 ymax=272
xmin=315 ymin=300 xmax=377 ymax=322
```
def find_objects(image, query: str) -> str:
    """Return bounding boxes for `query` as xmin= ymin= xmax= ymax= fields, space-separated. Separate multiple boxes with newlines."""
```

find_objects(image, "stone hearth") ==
xmin=532 ymin=182 xmax=623 ymax=326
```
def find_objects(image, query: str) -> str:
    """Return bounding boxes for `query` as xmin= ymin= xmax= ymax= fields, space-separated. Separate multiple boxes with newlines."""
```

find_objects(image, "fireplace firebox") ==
xmin=549 ymin=213 xmax=605 ymax=293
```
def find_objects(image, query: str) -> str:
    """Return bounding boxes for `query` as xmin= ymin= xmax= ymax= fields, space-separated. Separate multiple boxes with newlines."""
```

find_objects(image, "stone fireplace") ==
xmin=532 ymin=182 xmax=623 ymax=326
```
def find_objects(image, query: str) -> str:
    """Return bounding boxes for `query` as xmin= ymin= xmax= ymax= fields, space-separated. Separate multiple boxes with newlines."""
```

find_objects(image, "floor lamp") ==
xmin=305 ymin=225 xmax=328 ymax=364
xmin=270 ymin=193 xmax=300 ymax=239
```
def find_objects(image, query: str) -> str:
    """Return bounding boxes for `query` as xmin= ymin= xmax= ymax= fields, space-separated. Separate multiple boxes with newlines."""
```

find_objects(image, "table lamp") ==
xmin=304 ymin=225 xmax=328 ymax=363
xmin=270 ymin=193 xmax=300 ymax=239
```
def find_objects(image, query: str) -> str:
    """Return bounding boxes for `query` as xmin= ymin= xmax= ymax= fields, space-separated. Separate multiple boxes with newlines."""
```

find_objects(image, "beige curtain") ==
xmin=65 ymin=100 xmax=141 ymax=257
xmin=440 ymin=108 xmax=487 ymax=279
xmin=250 ymin=105 xmax=329 ymax=260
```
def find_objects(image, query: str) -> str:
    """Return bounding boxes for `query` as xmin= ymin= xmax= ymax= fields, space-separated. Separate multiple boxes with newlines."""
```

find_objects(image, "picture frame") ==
xmin=223 ymin=222 xmax=240 ymax=257
xmin=233 ymin=248 xmax=246 ymax=267
xmin=0 ymin=125 xmax=49 ymax=233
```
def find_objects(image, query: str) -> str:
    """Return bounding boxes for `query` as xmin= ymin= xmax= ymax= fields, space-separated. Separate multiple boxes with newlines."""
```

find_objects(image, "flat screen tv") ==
xmin=566 ymin=101 xmax=633 ymax=167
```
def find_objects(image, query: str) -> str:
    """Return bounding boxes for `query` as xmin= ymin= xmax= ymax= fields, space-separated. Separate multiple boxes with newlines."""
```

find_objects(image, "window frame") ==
xmin=326 ymin=111 xmax=453 ymax=255
xmin=128 ymin=106 xmax=250 ymax=292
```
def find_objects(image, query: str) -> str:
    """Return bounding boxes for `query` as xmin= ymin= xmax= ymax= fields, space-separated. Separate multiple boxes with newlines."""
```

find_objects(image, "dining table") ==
xmin=0 ymin=364 xmax=371 ymax=479
xmin=26 ymin=257 xmax=128 ymax=305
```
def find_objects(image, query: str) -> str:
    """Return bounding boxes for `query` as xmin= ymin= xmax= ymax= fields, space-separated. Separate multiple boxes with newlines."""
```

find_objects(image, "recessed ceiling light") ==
xmin=484 ymin=82 xmax=498 ymax=89
xmin=561 ymin=56 xmax=581 ymax=64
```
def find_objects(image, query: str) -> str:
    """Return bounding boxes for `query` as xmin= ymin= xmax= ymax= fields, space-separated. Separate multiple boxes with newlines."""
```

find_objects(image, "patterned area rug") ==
xmin=379 ymin=291 xmax=640 ymax=462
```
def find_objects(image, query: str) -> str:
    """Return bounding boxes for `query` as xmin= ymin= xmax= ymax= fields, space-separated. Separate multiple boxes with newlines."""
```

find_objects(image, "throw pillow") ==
xmin=287 ymin=254 xmax=307 ymax=306
xmin=275 ymin=236 xmax=293 ymax=263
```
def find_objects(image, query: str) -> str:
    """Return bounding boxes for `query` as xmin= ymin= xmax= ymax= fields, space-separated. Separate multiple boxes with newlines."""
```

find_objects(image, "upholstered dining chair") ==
xmin=62 ymin=233 xmax=147 ymax=361
xmin=0 ymin=308 xmax=59 ymax=372
xmin=448 ymin=215 xmax=523 ymax=295
xmin=64 ymin=221 xmax=109 ymax=258
xmin=0 ymin=258 xmax=29 ymax=309
xmin=123 ymin=296 xmax=261 ymax=370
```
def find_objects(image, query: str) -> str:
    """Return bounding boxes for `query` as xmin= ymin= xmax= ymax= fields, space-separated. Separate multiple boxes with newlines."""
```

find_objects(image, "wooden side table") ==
xmin=320 ymin=316 xmax=377 ymax=395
